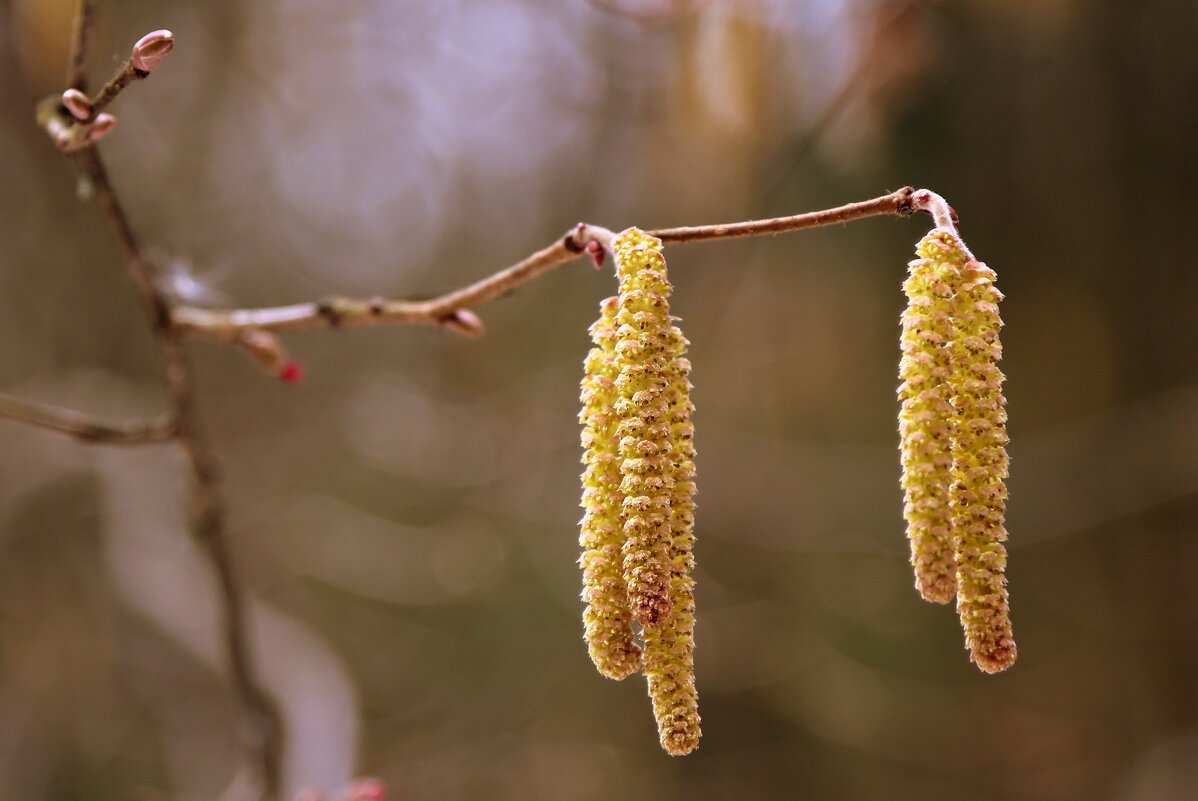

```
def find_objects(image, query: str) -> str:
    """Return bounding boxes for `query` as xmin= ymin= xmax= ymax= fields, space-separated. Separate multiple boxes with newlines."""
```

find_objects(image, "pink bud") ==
xmin=131 ymin=29 xmax=175 ymax=72
xmin=61 ymin=89 xmax=92 ymax=121
xmin=342 ymin=778 xmax=387 ymax=801
xmin=278 ymin=361 xmax=306 ymax=384
xmin=86 ymin=114 xmax=117 ymax=143
xmin=585 ymin=240 xmax=605 ymax=270
xmin=441 ymin=309 xmax=485 ymax=337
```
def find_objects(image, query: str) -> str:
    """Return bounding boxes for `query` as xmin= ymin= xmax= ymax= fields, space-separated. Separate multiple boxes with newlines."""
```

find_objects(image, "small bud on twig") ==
xmin=234 ymin=328 xmax=304 ymax=383
xmin=440 ymin=309 xmax=485 ymax=337
xmin=278 ymin=361 xmax=306 ymax=384
xmin=61 ymin=89 xmax=92 ymax=121
xmin=131 ymin=30 xmax=175 ymax=73
xmin=86 ymin=113 xmax=116 ymax=143
xmin=585 ymin=240 xmax=605 ymax=270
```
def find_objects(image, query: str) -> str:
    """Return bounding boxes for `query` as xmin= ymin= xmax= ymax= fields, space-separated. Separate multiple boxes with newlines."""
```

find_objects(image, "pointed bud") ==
xmin=131 ymin=30 xmax=175 ymax=73
xmin=278 ymin=361 xmax=306 ymax=384
xmin=441 ymin=308 xmax=485 ymax=337
xmin=585 ymin=240 xmax=605 ymax=270
xmin=61 ymin=89 xmax=92 ymax=121
xmin=86 ymin=113 xmax=117 ymax=143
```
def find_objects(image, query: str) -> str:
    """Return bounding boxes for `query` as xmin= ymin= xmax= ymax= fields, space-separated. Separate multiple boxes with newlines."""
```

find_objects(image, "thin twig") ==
xmin=652 ymin=186 xmax=915 ymax=242
xmin=88 ymin=30 xmax=174 ymax=120
xmin=66 ymin=0 xmax=97 ymax=92
xmin=171 ymin=224 xmax=613 ymax=339
xmin=73 ymin=113 xmax=283 ymax=801
xmin=0 ymin=393 xmax=177 ymax=444
xmin=174 ymin=187 xmax=917 ymax=341
xmin=89 ymin=60 xmax=145 ymax=119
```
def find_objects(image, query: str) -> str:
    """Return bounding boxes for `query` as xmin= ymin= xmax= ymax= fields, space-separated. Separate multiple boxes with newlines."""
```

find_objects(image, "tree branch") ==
xmin=0 ymin=393 xmax=177 ymax=444
xmin=173 ymin=187 xmax=917 ymax=342
xmin=73 ymin=142 xmax=284 ymax=801
xmin=66 ymin=0 xmax=97 ymax=92
xmin=51 ymin=11 xmax=284 ymax=793
xmin=653 ymin=186 xmax=915 ymax=242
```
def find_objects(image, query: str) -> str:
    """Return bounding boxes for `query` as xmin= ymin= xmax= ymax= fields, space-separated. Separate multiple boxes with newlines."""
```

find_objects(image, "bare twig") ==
xmin=89 ymin=62 xmax=145 ymax=118
xmin=73 ymin=143 xmax=284 ymax=800
xmin=171 ymin=224 xmax=614 ymax=339
xmin=0 ymin=393 xmax=177 ymax=444
xmin=66 ymin=0 xmax=97 ymax=92
xmin=174 ymin=187 xmax=917 ymax=342
xmin=51 ymin=10 xmax=283 ymax=794
xmin=89 ymin=30 xmax=174 ymax=119
xmin=652 ymin=186 xmax=915 ymax=242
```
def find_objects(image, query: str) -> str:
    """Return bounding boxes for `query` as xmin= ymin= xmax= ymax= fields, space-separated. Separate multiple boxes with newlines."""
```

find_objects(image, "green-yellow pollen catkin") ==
xmin=579 ymin=295 xmax=642 ymax=680
xmin=612 ymin=230 xmax=680 ymax=628
xmin=898 ymin=230 xmax=963 ymax=604
xmin=641 ymin=325 xmax=700 ymax=756
xmin=944 ymin=235 xmax=1016 ymax=674
xmin=611 ymin=227 xmax=701 ymax=755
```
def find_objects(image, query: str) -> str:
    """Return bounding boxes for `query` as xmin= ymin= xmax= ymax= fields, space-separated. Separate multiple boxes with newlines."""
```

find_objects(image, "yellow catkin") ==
xmin=612 ymin=230 xmax=681 ymax=627
xmin=944 ymin=237 xmax=1016 ymax=674
xmin=579 ymin=296 xmax=642 ymax=680
xmin=641 ymin=325 xmax=700 ymax=756
xmin=611 ymin=228 xmax=701 ymax=755
xmin=898 ymin=231 xmax=962 ymax=604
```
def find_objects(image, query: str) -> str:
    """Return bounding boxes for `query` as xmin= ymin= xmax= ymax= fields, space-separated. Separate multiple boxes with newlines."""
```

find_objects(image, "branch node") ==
xmin=910 ymin=188 xmax=959 ymax=234
xmin=563 ymin=224 xmax=586 ymax=253
xmin=316 ymin=299 xmax=344 ymax=327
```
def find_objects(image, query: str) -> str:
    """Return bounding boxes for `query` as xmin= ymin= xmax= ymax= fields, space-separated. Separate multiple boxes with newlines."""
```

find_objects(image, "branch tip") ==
xmin=278 ymin=361 xmax=306 ymax=384
xmin=563 ymin=226 xmax=586 ymax=253
xmin=131 ymin=29 xmax=175 ymax=73
xmin=910 ymin=189 xmax=959 ymax=234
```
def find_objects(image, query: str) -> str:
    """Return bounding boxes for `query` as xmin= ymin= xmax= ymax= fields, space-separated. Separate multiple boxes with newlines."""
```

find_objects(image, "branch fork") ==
xmin=37 ymin=28 xmax=173 ymax=152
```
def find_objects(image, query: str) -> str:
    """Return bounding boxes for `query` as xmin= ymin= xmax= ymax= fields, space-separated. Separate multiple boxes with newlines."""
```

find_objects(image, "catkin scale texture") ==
xmin=898 ymin=236 xmax=960 ymax=604
xmin=946 ymin=246 xmax=1015 ymax=674
xmin=901 ymin=227 xmax=1016 ymax=673
xmin=579 ymin=296 xmax=642 ymax=680
xmin=579 ymin=227 xmax=700 ymax=755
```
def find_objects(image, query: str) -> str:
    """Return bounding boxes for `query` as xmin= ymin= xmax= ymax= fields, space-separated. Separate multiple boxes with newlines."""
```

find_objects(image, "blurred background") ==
xmin=2 ymin=0 xmax=1197 ymax=799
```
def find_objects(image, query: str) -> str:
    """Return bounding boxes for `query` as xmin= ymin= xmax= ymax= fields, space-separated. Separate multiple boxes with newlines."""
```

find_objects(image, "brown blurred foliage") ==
xmin=2 ymin=0 xmax=1198 ymax=800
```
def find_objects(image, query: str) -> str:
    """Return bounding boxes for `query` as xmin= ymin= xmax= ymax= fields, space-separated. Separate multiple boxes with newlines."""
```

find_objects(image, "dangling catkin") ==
xmin=579 ymin=296 xmax=642 ymax=680
xmin=610 ymin=227 xmax=700 ymax=755
xmin=898 ymin=233 xmax=960 ymax=604
xmin=942 ymin=234 xmax=1016 ymax=673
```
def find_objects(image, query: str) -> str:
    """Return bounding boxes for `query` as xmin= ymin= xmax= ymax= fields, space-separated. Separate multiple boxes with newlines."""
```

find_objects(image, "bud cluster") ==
xmin=579 ymin=228 xmax=700 ymax=754
xmin=899 ymin=228 xmax=1015 ymax=673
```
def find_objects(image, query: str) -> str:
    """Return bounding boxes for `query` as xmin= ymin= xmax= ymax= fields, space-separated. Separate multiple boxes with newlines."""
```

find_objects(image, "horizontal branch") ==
xmin=171 ymin=224 xmax=616 ymax=340
xmin=0 ymin=392 xmax=177 ymax=445
xmin=653 ymin=186 xmax=916 ymax=243
xmin=173 ymin=187 xmax=918 ymax=343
